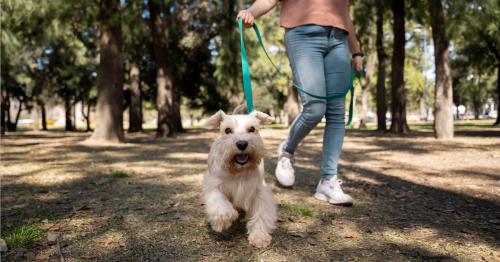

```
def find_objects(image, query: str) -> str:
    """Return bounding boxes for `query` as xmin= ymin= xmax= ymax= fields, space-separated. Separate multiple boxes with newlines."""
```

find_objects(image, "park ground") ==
xmin=1 ymin=121 xmax=500 ymax=262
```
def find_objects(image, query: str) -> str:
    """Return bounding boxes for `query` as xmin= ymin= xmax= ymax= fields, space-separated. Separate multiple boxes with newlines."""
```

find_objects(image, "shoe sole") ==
xmin=314 ymin=192 xmax=353 ymax=206
xmin=275 ymin=142 xmax=294 ymax=187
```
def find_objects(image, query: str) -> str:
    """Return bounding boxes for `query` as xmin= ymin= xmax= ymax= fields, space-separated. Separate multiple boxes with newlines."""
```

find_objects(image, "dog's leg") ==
xmin=204 ymin=189 xmax=239 ymax=232
xmin=246 ymin=186 xmax=277 ymax=248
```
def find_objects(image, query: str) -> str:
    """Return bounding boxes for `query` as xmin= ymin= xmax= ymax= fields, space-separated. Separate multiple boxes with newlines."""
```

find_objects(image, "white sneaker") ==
xmin=314 ymin=175 xmax=353 ymax=206
xmin=275 ymin=142 xmax=295 ymax=187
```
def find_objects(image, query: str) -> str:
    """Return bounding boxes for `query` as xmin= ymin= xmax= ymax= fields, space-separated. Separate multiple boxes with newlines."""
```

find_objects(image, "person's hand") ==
xmin=236 ymin=10 xmax=255 ymax=28
xmin=352 ymin=56 xmax=363 ymax=74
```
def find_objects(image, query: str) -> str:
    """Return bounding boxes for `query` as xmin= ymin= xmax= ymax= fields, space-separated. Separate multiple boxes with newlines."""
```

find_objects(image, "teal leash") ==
xmin=238 ymin=17 xmax=362 ymax=125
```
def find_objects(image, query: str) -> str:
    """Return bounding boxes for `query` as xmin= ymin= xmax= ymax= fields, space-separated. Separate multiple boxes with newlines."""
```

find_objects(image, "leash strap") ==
xmin=238 ymin=17 xmax=361 ymax=125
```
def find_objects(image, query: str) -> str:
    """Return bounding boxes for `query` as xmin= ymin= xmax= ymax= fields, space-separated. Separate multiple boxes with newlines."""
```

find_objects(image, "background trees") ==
xmin=2 ymin=0 xmax=499 ymax=139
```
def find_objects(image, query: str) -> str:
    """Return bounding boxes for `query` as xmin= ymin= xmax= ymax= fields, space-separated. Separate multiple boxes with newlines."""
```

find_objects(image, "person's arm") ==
xmin=236 ymin=0 xmax=279 ymax=28
xmin=345 ymin=11 xmax=363 ymax=73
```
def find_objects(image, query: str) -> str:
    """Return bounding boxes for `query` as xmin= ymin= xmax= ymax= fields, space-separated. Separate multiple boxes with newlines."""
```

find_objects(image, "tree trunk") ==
xmin=128 ymin=59 xmax=143 ymax=132
xmin=11 ymin=100 xmax=22 ymax=132
xmin=172 ymin=81 xmax=184 ymax=133
xmin=32 ymin=96 xmax=40 ymax=132
xmin=227 ymin=87 xmax=240 ymax=112
xmin=428 ymin=0 xmax=454 ymax=139
xmin=376 ymin=7 xmax=388 ymax=131
xmin=65 ymin=94 xmax=74 ymax=131
xmin=359 ymin=21 xmax=376 ymax=129
xmin=389 ymin=0 xmax=409 ymax=133
xmin=494 ymin=65 xmax=500 ymax=125
xmin=473 ymin=101 xmax=480 ymax=120
xmin=149 ymin=0 xmax=174 ymax=138
xmin=88 ymin=0 xmax=124 ymax=142
xmin=286 ymin=76 xmax=301 ymax=128
xmin=1 ymin=88 xmax=7 ymax=134
xmin=419 ymin=92 xmax=425 ymax=120
xmin=41 ymin=102 xmax=47 ymax=130
xmin=82 ymin=101 xmax=92 ymax=132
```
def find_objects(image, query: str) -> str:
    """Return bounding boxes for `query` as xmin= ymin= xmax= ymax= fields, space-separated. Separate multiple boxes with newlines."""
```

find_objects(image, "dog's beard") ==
xmin=215 ymin=137 xmax=267 ymax=176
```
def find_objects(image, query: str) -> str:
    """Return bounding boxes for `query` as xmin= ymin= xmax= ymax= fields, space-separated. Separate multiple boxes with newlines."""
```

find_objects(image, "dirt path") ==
xmin=1 ymin=126 xmax=499 ymax=261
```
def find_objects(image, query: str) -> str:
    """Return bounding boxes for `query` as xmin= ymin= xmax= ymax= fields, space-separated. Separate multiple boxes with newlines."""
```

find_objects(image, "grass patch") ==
xmin=109 ymin=171 xmax=131 ymax=178
xmin=279 ymin=205 xmax=316 ymax=217
xmin=1 ymin=224 xmax=44 ymax=248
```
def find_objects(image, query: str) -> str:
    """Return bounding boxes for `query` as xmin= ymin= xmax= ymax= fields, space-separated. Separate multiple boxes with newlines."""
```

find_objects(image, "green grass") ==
xmin=279 ymin=205 xmax=316 ymax=217
xmin=109 ymin=171 xmax=131 ymax=178
xmin=1 ymin=223 xmax=44 ymax=248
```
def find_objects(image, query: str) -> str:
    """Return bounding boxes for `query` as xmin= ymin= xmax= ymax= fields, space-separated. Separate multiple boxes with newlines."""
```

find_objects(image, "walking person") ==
xmin=458 ymin=104 xmax=466 ymax=121
xmin=237 ymin=0 xmax=363 ymax=206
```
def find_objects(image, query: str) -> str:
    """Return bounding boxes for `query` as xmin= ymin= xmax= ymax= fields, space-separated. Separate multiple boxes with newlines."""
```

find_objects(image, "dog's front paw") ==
xmin=209 ymin=208 xmax=238 ymax=232
xmin=248 ymin=231 xmax=271 ymax=248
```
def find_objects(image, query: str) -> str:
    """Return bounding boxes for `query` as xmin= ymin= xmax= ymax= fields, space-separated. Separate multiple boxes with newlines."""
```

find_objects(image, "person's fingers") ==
xmin=245 ymin=13 xmax=250 ymax=24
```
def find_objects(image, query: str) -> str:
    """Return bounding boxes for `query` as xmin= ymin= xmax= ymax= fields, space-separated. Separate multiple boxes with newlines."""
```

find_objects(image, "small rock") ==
xmin=0 ymin=239 xmax=7 ymax=252
xmin=25 ymin=252 xmax=36 ymax=259
xmin=41 ymin=219 xmax=49 ymax=224
xmin=16 ymin=251 xmax=24 ymax=257
xmin=47 ymin=232 xmax=59 ymax=242
xmin=488 ymin=219 xmax=500 ymax=225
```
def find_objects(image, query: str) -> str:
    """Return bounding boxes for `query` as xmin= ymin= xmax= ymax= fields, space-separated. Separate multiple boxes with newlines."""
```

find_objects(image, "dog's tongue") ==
xmin=236 ymin=155 xmax=248 ymax=163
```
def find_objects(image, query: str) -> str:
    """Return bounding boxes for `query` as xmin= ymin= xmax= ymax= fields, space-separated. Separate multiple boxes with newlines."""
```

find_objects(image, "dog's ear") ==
xmin=204 ymin=110 xmax=226 ymax=129
xmin=250 ymin=111 xmax=273 ymax=125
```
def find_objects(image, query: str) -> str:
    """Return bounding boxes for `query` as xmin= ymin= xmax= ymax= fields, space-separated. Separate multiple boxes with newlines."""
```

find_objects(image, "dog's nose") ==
xmin=236 ymin=141 xmax=248 ymax=151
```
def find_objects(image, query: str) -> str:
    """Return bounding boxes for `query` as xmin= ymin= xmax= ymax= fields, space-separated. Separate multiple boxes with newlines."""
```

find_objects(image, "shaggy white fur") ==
xmin=203 ymin=106 xmax=277 ymax=248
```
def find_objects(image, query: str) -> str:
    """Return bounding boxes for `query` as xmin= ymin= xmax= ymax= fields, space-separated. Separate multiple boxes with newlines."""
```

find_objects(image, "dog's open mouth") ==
xmin=235 ymin=154 xmax=249 ymax=165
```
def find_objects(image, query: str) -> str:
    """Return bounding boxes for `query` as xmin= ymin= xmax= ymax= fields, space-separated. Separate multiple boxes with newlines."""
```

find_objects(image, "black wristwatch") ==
xmin=352 ymin=52 xmax=364 ymax=58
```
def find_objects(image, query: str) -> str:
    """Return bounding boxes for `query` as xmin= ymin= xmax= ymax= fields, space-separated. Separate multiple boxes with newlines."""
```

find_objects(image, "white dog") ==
xmin=203 ymin=105 xmax=277 ymax=248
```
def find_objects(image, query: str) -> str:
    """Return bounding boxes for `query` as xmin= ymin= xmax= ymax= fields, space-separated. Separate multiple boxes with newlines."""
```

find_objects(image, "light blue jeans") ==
xmin=283 ymin=25 xmax=351 ymax=181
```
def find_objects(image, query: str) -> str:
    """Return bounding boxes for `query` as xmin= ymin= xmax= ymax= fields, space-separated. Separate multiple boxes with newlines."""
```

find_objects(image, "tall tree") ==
xmin=359 ymin=20 xmax=377 ymax=129
xmin=376 ymin=5 xmax=388 ymax=131
xmin=129 ymin=59 xmax=143 ymax=132
xmin=87 ymin=0 xmax=124 ymax=142
xmin=428 ymin=0 xmax=453 ymax=139
xmin=389 ymin=0 xmax=410 ymax=133
xmin=149 ymin=0 xmax=174 ymax=138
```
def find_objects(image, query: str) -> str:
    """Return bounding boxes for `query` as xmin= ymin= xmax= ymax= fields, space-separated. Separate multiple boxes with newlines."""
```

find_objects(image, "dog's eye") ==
xmin=248 ymin=126 xmax=255 ymax=133
xmin=225 ymin=128 xmax=232 ymax=134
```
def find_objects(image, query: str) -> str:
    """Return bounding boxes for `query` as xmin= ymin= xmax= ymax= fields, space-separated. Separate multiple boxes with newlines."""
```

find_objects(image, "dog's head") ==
xmin=204 ymin=105 xmax=273 ymax=176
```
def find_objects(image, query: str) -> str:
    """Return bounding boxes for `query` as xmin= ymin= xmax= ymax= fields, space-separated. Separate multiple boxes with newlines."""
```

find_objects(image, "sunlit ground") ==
xmin=1 ymin=120 xmax=499 ymax=261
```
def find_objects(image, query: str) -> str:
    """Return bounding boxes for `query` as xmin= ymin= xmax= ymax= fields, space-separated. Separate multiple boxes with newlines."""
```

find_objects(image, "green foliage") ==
xmin=279 ymin=205 xmax=316 ymax=217
xmin=1 ymin=223 xmax=44 ymax=249
xmin=110 ymin=171 xmax=132 ymax=178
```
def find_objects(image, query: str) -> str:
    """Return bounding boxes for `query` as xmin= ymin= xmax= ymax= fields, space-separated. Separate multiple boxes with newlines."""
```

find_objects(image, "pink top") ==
xmin=279 ymin=0 xmax=350 ymax=33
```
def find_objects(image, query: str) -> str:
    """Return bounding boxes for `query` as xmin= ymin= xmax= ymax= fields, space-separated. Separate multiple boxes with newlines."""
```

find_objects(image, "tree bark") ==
xmin=172 ymin=80 xmax=184 ymax=133
xmin=495 ymin=66 xmax=500 ymax=125
xmin=376 ymin=7 xmax=388 ymax=131
xmin=419 ymin=92 xmax=425 ymax=120
xmin=1 ymin=88 xmax=7 ymax=134
xmin=41 ymin=102 xmax=47 ymax=130
xmin=286 ymin=76 xmax=301 ymax=128
xmin=359 ymin=21 xmax=376 ymax=129
xmin=82 ymin=101 xmax=92 ymax=132
xmin=227 ymin=87 xmax=240 ymax=112
xmin=428 ymin=0 xmax=454 ymax=139
xmin=128 ymin=59 xmax=143 ymax=132
xmin=389 ymin=0 xmax=409 ymax=133
xmin=65 ymin=94 xmax=74 ymax=131
xmin=32 ymin=96 xmax=39 ymax=132
xmin=10 ymin=100 xmax=22 ymax=132
xmin=88 ymin=0 xmax=124 ymax=142
xmin=149 ymin=0 xmax=174 ymax=138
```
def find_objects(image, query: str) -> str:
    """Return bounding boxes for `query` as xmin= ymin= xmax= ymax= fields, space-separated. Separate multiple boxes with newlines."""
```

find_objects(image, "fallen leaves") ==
xmin=227 ymin=242 xmax=236 ymax=248
xmin=306 ymin=238 xmax=317 ymax=245
xmin=343 ymin=231 xmax=359 ymax=238
xmin=80 ymin=255 xmax=98 ymax=259
xmin=34 ymin=254 xmax=50 ymax=260
xmin=320 ymin=235 xmax=329 ymax=241
xmin=445 ymin=244 xmax=452 ymax=252
xmin=43 ymin=223 xmax=55 ymax=230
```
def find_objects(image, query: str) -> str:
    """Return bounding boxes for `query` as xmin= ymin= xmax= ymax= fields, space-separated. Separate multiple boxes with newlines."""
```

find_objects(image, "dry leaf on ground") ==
xmin=306 ymin=238 xmax=317 ymax=245
xmin=81 ymin=255 xmax=98 ymax=259
xmin=34 ymin=254 xmax=50 ymax=260
xmin=43 ymin=223 xmax=55 ymax=230
xmin=344 ymin=231 xmax=359 ymax=238
xmin=445 ymin=245 xmax=452 ymax=251
xmin=227 ymin=242 xmax=236 ymax=248
xmin=321 ymin=235 xmax=328 ymax=241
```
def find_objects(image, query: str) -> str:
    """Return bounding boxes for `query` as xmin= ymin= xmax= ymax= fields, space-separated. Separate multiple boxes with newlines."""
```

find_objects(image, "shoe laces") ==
xmin=279 ymin=154 xmax=295 ymax=169
xmin=329 ymin=179 xmax=344 ymax=193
